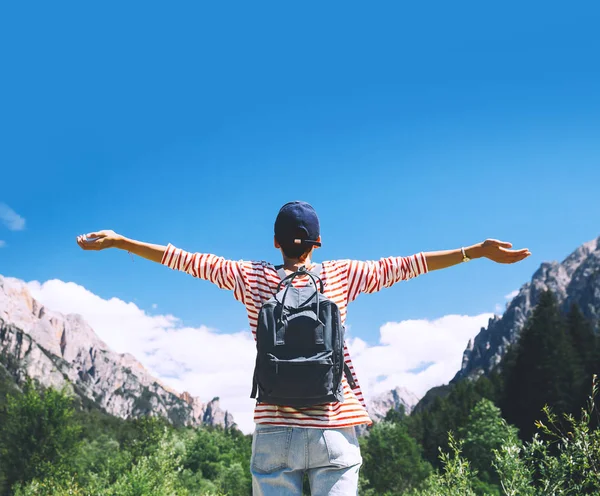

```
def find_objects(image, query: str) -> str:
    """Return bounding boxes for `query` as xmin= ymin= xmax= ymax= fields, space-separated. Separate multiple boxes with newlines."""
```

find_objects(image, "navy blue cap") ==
xmin=274 ymin=201 xmax=321 ymax=247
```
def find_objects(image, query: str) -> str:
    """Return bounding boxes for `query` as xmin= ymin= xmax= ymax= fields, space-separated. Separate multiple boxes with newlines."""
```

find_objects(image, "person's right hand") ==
xmin=76 ymin=230 xmax=123 ymax=251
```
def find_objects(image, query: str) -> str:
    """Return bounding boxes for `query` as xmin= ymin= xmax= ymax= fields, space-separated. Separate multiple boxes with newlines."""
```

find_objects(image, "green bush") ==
xmin=411 ymin=376 xmax=600 ymax=496
xmin=360 ymin=419 xmax=432 ymax=494
xmin=0 ymin=379 xmax=81 ymax=493
xmin=407 ymin=433 xmax=478 ymax=496
xmin=519 ymin=375 xmax=600 ymax=494
xmin=4 ymin=373 xmax=599 ymax=495
xmin=459 ymin=398 xmax=519 ymax=489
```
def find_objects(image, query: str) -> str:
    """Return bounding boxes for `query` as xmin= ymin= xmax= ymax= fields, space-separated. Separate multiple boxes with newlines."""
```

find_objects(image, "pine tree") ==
xmin=406 ymin=376 xmax=499 ymax=468
xmin=565 ymin=303 xmax=597 ymax=408
xmin=500 ymin=290 xmax=580 ymax=440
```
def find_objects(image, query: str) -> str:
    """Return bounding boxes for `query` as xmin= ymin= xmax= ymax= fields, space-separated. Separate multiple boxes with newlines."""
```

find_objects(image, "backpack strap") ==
xmin=275 ymin=265 xmax=325 ymax=346
xmin=276 ymin=264 xmax=324 ymax=293
xmin=251 ymin=355 xmax=259 ymax=399
xmin=274 ymin=264 xmax=288 ymax=283
xmin=344 ymin=363 xmax=357 ymax=389
xmin=309 ymin=263 xmax=322 ymax=278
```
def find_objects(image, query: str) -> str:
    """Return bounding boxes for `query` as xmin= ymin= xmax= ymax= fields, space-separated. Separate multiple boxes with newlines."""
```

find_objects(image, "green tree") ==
xmin=181 ymin=427 xmax=251 ymax=495
xmin=491 ymin=421 xmax=535 ymax=496
xmin=0 ymin=377 xmax=258 ymax=496
xmin=406 ymin=433 xmax=478 ymax=496
xmin=407 ymin=374 xmax=499 ymax=467
xmin=566 ymin=303 xmax=598 ymax=409
xmin=458 ymin=398 xmax=519 ymax=489
xmin=14 ymin=429 xmax=192 ymax=496
xmin=217 ymin=462 xmax=247 ymax=496
xmin=108 ymin=429 xmax=190 ymax=496
xmin=0 ymin=380 xmax=82 ymax=492
xmin=527 ymin=375 xmax=600 ymax=493
xmin=121 ymin=415 xmax=171 ymax=461
xmin=501 ymin=290 xmax=580 ymax=440
xmin=71 ymin=434 xmax=133 ymax=488
xmin=360 ymin=420 xmax=432 ymax=494
xmin=494 ymin=375 xmax=600 ymax=495
xmin=12 ymin=474 xmax=87 ymax=496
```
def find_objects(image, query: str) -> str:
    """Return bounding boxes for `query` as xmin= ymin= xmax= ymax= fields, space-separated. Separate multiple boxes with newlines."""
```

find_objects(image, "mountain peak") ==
xmin=367 ymin=386 xmax=420 ymax=421
xmin=453 ymin=235 xmax=600 ymax=382
xmin=0 ymin=274 xmax=235 ymax=429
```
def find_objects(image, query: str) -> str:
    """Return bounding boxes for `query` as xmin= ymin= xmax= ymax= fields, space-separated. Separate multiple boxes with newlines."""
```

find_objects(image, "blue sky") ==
xmin=2 ymin=1 xmax=600 ymax=341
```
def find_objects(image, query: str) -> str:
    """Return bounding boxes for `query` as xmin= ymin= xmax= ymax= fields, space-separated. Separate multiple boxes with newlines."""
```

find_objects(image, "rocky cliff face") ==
xmin=0 ymin=275 xmax=235 ymax=429
xmin=453 ymin=236 xmax=600 ymax=382
xmin=367 ymin=386 xmax=420 ymax=421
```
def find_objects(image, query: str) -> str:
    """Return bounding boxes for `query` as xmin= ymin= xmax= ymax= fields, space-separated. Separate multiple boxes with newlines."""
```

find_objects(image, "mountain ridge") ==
xmin=367 ymin=386 xmax=420 ymax=420
xmin=0 ymin=274 xmax=235 ymax=429
xmin=453 ymin=235 xmax=600 ymax=383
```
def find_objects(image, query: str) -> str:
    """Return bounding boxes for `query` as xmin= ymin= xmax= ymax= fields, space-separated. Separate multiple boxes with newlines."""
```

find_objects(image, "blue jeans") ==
xmin=251 ymin=424 xmax=362 ymax=495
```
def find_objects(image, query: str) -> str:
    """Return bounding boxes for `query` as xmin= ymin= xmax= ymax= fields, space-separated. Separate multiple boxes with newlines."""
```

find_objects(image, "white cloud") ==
xmin=27 ymin=279 xmax=493 ymax=433
xmin=0 ymin=203 xmax=26 ymax=231
xmin=505 ymin=290 xmax=519 ymax=300
xmin=0 ymin=240 xmax=5 ymax=248
xmin=27 ymin=279 xmax=257 ymax=433
xmin=347 ymin=313 xmax=494 ymax=400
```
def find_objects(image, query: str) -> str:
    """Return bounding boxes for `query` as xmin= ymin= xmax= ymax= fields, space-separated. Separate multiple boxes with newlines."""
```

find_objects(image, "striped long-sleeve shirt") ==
xmin=161 ymin=244 xmax=428 ymax=429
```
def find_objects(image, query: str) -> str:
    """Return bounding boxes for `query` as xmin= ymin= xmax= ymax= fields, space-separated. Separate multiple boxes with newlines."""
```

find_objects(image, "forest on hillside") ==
xmin=1 ymin=290 xmax=599 ymax=495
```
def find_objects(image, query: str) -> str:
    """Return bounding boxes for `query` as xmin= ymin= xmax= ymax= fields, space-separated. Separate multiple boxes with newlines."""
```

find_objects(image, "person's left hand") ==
xmin=76 ymin=230 xmax=122 ymax=251
xmin=479 ymin=239 xmax=531 ymax=264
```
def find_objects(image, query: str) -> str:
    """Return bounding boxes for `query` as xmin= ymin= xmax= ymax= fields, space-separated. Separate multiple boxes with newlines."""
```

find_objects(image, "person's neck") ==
xmin=282 ymin=256 xmax=312 ymax=271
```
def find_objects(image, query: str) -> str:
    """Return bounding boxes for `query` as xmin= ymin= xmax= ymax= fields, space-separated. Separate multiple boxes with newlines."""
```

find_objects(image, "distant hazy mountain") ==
xmin=0 ymin=275 xmax=235 ymax=429
xmin=368 ymin=386 xmax=420 ymax=420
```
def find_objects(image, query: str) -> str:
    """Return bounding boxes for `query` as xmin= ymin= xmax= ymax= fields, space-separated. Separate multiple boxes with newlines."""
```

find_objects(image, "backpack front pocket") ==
xmin=264 ymin=351 xmax=335 ymax=399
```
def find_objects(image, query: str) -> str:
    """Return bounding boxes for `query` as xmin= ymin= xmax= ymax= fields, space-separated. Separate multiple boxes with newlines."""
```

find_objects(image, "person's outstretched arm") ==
xmin=424 ymin=239 xmax=530 ymax=271
xmin=76 ymin=230 xmax=165 ymax=262
xmin=76 ymin=230 xmax=248 ymax=301
xmin=346 ymin=238 xmax=530 ymax=301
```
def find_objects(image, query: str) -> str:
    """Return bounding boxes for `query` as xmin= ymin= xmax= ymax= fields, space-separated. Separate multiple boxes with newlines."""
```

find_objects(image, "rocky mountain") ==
xmin=0 ymin=274 xmax=235 ymax=429
xmin=367 ymin=386 xmax=420 ymax=421
xmin=453 ymin=235 xmax=600 ymax=383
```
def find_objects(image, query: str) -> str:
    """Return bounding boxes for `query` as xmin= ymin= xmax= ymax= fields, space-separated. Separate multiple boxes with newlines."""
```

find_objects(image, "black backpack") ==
xmin=251 ymin=264 xmax=355 ymax=407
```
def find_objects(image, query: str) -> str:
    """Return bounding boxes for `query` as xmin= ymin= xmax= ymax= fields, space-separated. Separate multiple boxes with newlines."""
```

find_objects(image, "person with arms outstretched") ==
xmin=77 ymin=201 xmax=530 ymax=496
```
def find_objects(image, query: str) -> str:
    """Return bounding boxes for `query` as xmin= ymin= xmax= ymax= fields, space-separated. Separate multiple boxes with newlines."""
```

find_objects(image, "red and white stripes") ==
xmin=162 ymin=245 xmax=428 ymax=429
